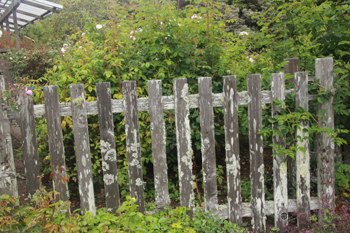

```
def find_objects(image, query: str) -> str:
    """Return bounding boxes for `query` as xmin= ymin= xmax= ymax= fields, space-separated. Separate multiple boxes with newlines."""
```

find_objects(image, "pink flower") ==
xmin=25 ymin=89 xmax=32 ymax=96
xmin=22 ymin=87 xmax=24 ymax=90
xmin=10 ymin=89 xmax=14 ymax=92
xmin=13 ymin=84 xmax=18 ymax=87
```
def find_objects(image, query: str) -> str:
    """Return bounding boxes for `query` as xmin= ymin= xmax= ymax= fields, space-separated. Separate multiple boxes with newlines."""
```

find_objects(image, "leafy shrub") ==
xmin=2 ymin=47 xmax=58 ymax=81
xmin=335 ymin=162 xmax=350 ymax=196
xmin=282 ymin=197 xmax=350 ymax=233
xmin=0 ymin=191 xmax=246 ymax=232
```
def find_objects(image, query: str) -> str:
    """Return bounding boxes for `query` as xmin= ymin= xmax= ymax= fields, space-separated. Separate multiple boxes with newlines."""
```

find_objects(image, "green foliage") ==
xmin=240 ymin=170 xmax=274 ymax=202
xmin=260 ymin=93 xmax=348 ymax=160
xmin=0 ymin=167 xmax=71 ymax=233
xmin=0 ymin=193 xmax=247 ymax=233
xmin=1 ymin=46 xmax=58 ymax=81
xmin=251 ymin=0 xmax=350 ymax=141
xmin=32 ymin=0 xmax=249 ymax=196
xmin=335 ymin=162 xmax=350 ymax=195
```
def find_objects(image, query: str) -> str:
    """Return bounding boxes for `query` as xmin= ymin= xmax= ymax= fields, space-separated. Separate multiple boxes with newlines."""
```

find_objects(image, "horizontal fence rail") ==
xmin=0 ymin=58 xmax=335 ymax=233
xmin=5 ymin=81 xmax=317 ymax=120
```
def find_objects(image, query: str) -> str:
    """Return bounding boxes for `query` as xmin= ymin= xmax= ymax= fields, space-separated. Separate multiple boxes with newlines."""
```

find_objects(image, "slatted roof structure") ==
xmin=0 ymin=0 xmax=63 ymax=49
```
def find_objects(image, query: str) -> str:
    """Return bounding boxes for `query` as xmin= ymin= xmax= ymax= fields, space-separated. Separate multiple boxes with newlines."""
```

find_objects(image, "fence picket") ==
xmin=198 ymin=77 xmax=218 ymax=212
xmin=271 ymin=73 xmax=288 ymax=228
xmin=70 ymin=84 xmax=96 ymax=215
xmin=295 ymin=72 xmax=311 ymax=228
xmin=284 ymin=58 xmax=300 ymax=83
xmin=173 ymin=78 xmax=194 ymax=215
xmin=123 ymin=81 xmax=145 ymax=213
xmin=148 ymin=80 xmax=170 ymax=212
xmin=43 ymin=86 xmax=69 ymax=203
xmin=19 ymin=87 xmax=40 ymax=198
xmin=0 ymin=76 xmax=18 ymax=199
xmin=96 ymin=82 xmax=120 ymax=213
xmin=223 ymin=75 xmax=242 ymax=225
xmin=315 ymin=57 xmax=335 ymax=212
xmin=284 ymin=58 xmax=300 ymax=199
xmin=247 ymin=74 xmax=265 ymax=232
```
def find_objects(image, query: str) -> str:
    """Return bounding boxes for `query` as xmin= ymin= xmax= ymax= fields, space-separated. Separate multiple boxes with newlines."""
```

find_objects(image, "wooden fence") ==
xmin=0 ymin=57 xmax=336 ymax=232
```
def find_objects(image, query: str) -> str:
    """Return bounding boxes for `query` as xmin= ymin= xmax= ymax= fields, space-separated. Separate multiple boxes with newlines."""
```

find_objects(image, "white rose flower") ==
xmin=239 ymin=31 xmax=249 ymax=36
xmin=191 ymin=14 xmax=202 ymax=19
xmin=61 ymin=44 xmax=68 ymax=54
xmin=96 ymin=24 xmax=103 ymax=29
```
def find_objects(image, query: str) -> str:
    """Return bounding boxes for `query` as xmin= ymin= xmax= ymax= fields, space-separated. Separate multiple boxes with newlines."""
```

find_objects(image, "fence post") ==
xmin=70 ymin=84 xmax=96 ymax=216
xmin=96 ymin=82 xmax=120 ymax=214
xmin=198 ymin=77 xmax=218 ymax=212
xmin=223 ymin=75 xmax=242 ymax=225
xmin=295 ymin=72 xmax=311 ymax=228
xmin=19 ymin=87 xmax=40 ymax=199
xmin=271 ymin=73 xmax=288 ymax=229
xmin=43 ymin=86 xmax=70 ymax=203
xmin=148 ymin=80 xmax=170 ymax=212
xmin=334 ymin=145 xmax=342 ymax=164
xmin=123 ymin=81 xmax=145 ymax=214
xmin=284 ymin=57 xmax=300 ymax=84
xmin=315 ymin=57 xmax=335 ymax=211
xmin=247 ymin=74 xmax=265 ymax=232
xmin=0 ymin=76 xmax=18 ymax=199
xmin=173 ymin=78 xmax=194 ymax=216
xmin=284 ymin=57 xmax=300 ymax=199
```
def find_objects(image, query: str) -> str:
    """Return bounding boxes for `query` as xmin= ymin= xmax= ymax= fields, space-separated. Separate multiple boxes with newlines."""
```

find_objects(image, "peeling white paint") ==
xmin=104 ymin=174 xmax=115 ymax=185
xmin=102 ymin=161 xmax=109 ymax=171
xmin=129 ymin=158 xmax=139 ymax=167
xmin=105 ymin=149 xmax=117 ymax=161
xmin=135 ymin=178 xmax=143 ymax=186
xmin=280 ymin=162 xmax=287 ymax=174
xmin=300 ymin=166 xmax=307 ymax=178
xmin=82 ymin=156 xmax=86 ymax=167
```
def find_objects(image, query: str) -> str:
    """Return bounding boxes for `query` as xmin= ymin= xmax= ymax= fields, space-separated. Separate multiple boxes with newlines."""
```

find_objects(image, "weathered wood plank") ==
xmin=315 ymin=58 xmax=335 ymax=211
xmin=223 ymin=75 xmax=242 ymax=225
xmin=148 ymin=80 xmax=170 ymax=212
xmin=334 ymin=144 xmax=342 ymax=164
xmin=70 ymin=84 xmax=96 ymax=216
xmin=284 ymin=58 xmax=300 ymax=199
xmin=43 ymin=86 xmax=69 ymax=203
xmin=198 ymin=77 xmax=218 ymax=213
xmin=204 ymin=197 xmax=320 ymax=219
xmin=19 ymin=87 xmax=40 ymax=199
xmin=271 ymin=73 xmax=288 ymax=229
xmin=0 ymin=76 xmax=18 ymax=199
xmin=247 ymin=74 xmax=265 ymax=232
xmin=123 ymin=81 xmax=145 ymax=214
xmin=344 ymin=144 xmax=350 ymax=165
xmin=284 ymin=57 xmax=300 ymax=83
xmin=295 ymin=72 xmax=311 ymax=228
xmin=6 ymin=89 xmax=318 ymax=120
xmin=96 ymin=83 xmax=120 ymax=214
xmin=173 ymin=78 xmax=194 ymax=216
